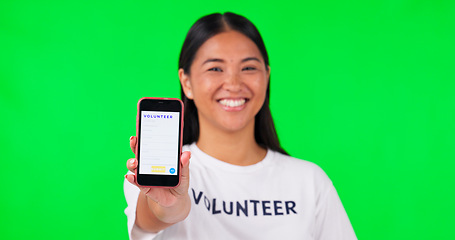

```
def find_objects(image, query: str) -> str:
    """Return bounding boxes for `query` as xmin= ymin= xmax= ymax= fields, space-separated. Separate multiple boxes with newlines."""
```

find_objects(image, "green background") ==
xmin=1 ymin=0 xmax=454 ymax=239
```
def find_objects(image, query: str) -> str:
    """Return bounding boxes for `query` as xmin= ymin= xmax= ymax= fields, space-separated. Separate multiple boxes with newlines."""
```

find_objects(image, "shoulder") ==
xmin=269 ymin=150 xmax=333 ymax=188
xmin=270 ymin=151 xmax=327 ymax=174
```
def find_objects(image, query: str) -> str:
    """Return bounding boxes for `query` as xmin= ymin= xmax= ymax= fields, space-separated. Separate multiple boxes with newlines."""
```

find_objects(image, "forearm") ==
xmin=135 ymin=191 xmax=191 ymax=233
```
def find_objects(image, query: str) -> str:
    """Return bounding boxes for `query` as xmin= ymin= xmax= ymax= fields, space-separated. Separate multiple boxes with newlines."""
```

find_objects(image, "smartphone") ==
xmin=136 ymin=97 xmax=184 ymax=187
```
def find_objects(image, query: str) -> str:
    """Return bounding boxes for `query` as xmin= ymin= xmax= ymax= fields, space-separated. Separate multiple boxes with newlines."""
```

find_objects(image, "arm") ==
xmin=125 ymin=136 xmax=191 ymax=233
xmin=134 ymin=179 xmax=191 ymax=232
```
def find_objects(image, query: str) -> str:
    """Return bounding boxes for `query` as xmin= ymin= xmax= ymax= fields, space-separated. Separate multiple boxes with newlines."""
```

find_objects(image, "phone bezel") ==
xmin=136 ymin=97 xmax=183 ymax=187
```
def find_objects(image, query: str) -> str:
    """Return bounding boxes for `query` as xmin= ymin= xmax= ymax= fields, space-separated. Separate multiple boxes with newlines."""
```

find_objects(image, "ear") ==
xmin=179 ymin=68 xmax=193 ymax=99
xmin=266 ymin=65 xmax=271 ymax=81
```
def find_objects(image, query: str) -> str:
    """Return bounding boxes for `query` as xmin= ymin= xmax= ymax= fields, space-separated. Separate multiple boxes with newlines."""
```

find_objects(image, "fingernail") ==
xmin=129 ymin=136 xmax=134 ymax=141
xmin=125 ymin=174 xmax=128 ymax=179
xmin=130 ymin=159 xmax=135 ymax=164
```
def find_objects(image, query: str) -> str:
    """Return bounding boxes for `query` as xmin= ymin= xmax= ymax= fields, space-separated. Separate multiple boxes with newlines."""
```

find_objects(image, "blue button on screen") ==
xmin=169 ymin=168 xmax=175 ymax=174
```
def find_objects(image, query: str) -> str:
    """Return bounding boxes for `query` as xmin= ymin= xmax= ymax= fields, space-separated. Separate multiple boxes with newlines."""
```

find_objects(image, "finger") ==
xmin=173 ymin=151 xmax=191 ymax=195
xmin=180 ymin=151 xmax=191 ymax=180
xmin=180 ymin=151 xmax=191 ymax=168
xmin=125 ymin=173 xmax=136 ymax=185
xmin=125 ymin=173 xmax=152 ymax=194
xmin=130 ymin=136 xmax=137 ymax=155
xmin=126 ymin=158 xmax=138 ymax=172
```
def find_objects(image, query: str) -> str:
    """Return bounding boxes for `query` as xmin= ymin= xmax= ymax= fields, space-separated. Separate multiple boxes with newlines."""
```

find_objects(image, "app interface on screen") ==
xmin=139 ymin=111 xmax=180 ymax=175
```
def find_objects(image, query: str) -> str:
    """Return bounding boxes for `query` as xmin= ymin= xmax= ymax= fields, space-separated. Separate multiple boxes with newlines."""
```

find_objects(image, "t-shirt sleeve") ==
xmin=123 ymin=172 xmax=160 ymax=240
xmin=314 ymin=179 xmax=357 ymax=240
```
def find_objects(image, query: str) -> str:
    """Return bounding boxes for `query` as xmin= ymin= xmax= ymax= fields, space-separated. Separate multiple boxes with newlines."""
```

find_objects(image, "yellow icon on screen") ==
xmin=151 ymin=166 xmax=166 ymax=173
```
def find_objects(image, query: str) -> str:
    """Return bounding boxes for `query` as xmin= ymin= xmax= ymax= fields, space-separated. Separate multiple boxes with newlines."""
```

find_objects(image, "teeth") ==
xmin=219 ymin=99 xmax=246 ymax=107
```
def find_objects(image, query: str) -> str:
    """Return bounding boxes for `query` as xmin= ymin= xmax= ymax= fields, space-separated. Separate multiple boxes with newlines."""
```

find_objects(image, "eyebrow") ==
xmin=241 ymin=57 xmax=261 ymax=63
xmin=202 ymin=58 xmax=224 ymax=65
xmin=202 ymin=57 xmax=262 ymax=65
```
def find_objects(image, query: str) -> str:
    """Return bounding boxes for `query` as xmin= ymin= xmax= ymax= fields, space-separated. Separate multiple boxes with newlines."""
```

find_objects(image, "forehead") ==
xmin=193 ymin=31 xmax=263 ymax=61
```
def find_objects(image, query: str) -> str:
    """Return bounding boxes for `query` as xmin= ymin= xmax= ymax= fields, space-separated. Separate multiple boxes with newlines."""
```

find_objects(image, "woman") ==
xmin=124 ymin=12 xmax=356 ymax=240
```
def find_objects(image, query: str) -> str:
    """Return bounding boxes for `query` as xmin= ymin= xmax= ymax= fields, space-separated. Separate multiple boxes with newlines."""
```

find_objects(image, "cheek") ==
xmin=250 ymin=76 xmax=268 ymax=98
xmin=191 ymin=76 xmax=219 ymax=101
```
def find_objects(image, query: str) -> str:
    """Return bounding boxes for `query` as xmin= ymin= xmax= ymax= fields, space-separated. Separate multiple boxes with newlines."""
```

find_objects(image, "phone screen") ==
xmin=139 ymin=110 xmax=180 ymax=176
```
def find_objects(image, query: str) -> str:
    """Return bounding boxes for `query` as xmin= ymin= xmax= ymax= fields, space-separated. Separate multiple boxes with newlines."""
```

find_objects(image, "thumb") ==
xmin=180 ymin=151 xmax=191 ymax=168
xmin=180 ymin=151 xmax=191 ymax=180
xmin=173 ymin=151 xmax=191 ymax=194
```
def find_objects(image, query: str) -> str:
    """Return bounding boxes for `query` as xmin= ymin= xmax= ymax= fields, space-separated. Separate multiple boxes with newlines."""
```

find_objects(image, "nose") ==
xmin=223 ymin=72 xmax=242 ymax=92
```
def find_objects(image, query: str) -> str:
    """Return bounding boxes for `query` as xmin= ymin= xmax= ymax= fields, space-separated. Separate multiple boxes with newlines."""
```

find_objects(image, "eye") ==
xmin=242 ymin=66 xmax=256 ymax=71
xmin=208 ymin=67 xmax=223 ymax=72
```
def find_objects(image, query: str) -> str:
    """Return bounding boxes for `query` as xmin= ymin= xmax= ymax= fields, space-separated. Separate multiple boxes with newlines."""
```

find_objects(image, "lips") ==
xmin=218 ymin=98 xmax=246 ymax=107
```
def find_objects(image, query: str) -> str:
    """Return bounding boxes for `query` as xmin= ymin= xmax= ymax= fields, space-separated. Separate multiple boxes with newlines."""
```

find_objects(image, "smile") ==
xmin=218 ymin=98 xmax=247 ymax=108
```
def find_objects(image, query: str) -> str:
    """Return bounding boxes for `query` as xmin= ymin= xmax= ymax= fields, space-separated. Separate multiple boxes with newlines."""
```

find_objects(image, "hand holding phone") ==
xmin=135 ymin=97 xmax=184 ymax=187
xmin=126 ymin=137 xmax=192 ymax=228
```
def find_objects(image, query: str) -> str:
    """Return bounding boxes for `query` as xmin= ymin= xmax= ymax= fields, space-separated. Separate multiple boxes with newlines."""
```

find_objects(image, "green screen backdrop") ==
xmin=1 ymin=0 xmax=454 ymax=239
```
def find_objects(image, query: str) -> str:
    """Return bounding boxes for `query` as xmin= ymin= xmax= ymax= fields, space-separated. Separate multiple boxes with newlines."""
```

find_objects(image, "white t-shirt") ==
xmin=124 ymin=143 xmax=357 ymax=240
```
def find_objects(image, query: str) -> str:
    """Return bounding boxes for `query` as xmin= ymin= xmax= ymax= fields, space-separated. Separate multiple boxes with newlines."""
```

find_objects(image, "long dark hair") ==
xmin=179 ymin=12 xmax=288 ymax=155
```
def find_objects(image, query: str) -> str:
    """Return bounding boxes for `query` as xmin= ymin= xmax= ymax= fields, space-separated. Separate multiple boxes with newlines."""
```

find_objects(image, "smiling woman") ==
xmin=180 ymin=30 xmax=270 ymax=156
xmin=177 ymin=13 xmax=286 ymax=156
xmin=124 ymin=12 xmax=357 ymax=240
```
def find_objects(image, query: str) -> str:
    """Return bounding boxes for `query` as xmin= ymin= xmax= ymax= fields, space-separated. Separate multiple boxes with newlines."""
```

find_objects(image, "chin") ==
xmin=218 ymin=118 xmax=254 ymax=133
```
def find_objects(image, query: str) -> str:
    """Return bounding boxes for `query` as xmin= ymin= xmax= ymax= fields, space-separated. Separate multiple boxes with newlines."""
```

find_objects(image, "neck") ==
xmin=196 ymin=118 xmax=267 ymax=166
